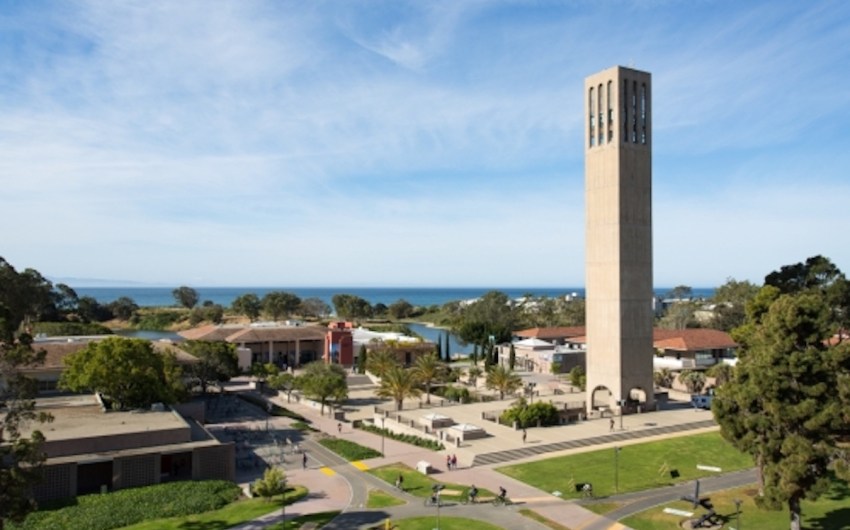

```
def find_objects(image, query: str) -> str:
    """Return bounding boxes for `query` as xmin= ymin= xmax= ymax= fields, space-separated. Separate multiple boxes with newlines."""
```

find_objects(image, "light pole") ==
xmin=614 ymin=446 xmax=621 ymax=494
xmin=380 ymin=415 xmax=385 ymax=457
xmin=734 ymin=498 xmax=742 ymax=530
xmin=618 ymin=399 xmax=626 ymax=431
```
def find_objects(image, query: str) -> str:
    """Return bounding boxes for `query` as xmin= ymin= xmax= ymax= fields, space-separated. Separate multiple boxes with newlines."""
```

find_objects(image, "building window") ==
xmin=607 ymin=80 xmax=613 ymax=142
xmin=597 ymin=83 xmax=604 ymax=145
xmin=623 ymin=79 xmax=629 ymax=143
xmin=631 ymin=80 xmax=638 ymax=143
xmin=589 ymin=87 xmax=595 ymax=147
xmin=640 ymin=82 xmax=647 ymax=144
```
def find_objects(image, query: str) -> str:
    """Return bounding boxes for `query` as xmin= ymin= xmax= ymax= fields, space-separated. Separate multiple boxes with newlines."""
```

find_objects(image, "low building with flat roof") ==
xmin=18 ymin=395 xmax=234 ymax=503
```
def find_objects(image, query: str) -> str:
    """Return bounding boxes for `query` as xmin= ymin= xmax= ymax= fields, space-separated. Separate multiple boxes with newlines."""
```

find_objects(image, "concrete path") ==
xmin=227 ymin=387 xmax=754 ymax=530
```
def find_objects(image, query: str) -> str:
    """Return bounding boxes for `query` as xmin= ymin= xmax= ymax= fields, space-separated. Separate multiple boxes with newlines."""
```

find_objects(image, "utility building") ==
xmin=584 ymin=66 xmax=655 ymax=414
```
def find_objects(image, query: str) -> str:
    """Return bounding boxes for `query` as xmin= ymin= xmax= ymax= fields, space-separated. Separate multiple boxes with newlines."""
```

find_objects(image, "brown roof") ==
xmin=179 ymin=323 xmax=326 ymax=344
xmin=34 ymin=338 xmax=197 ymax=370
xmin=514 ymin=326 xmax=737 ymax=351
xmin=652 ymin=328 xmax=737 ymax=351
xmin=514 ymin=326 xmax=586 ymax=339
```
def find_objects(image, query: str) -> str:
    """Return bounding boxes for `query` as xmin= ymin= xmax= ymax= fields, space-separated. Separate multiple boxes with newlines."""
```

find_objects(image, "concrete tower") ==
xmin=584 ymin=66 xmax=655 ymax=413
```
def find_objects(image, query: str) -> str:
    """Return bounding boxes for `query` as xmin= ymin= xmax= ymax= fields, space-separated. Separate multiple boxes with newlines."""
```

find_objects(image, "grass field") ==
xmin=367 ymin=489 xmax=406 ymax=509
xmin=497 ymin=431 xmax=752 ymax=498
xmin=622 ymin=480 xmax=850 ymax=530
xmin=318 ymin=437 xmax=382 ymax=461
xmin=368 ymin=463 xmax=494 ymax=501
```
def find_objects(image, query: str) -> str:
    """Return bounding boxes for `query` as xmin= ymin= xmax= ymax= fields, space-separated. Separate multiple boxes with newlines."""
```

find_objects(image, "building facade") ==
xmin=584 ymin=66 xmax=655 ymax=413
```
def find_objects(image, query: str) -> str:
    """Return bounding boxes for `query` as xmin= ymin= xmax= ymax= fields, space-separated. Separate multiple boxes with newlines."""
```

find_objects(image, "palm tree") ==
xmin=412 ymin=352 xmax=445 ymax=404
xmin=366 ymin=348 xmax=399 ymax=379
xmin=467 ymin=366 xmax=483 ymax=387
xmin=375 ymin=365 xmax=422 ymax=411
xmin=679 ymin=369 xmax=707 ymax=394
xmin=485 ymin=365 xmax=522 ymax=400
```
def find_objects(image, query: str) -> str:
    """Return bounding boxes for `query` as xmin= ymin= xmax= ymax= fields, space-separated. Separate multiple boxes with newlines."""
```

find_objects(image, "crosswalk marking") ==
xmin=320 ymin=466 xmax=336 ymax=476
xmin=351 ymin=460 xmax=369 ymax=471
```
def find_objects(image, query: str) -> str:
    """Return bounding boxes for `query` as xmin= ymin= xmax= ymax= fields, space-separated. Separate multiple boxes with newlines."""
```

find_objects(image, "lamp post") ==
xmin=618 ymin=399 xmax=626 ymax=431
xmin=380 ymin=415 xmax=385 ymax=457
xmin=614 ymin=446 xmax=621 ymax=494
xmin=734 ymin=498 xmax=742 ymax=530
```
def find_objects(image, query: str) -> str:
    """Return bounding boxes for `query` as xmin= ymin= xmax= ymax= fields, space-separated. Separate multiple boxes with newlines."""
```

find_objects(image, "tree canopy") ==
xmin=485 ymin=364 xmax=522 ymax=400
xmin=452 ymin=291 xmax=517 ymax=345
xmin=714 ymin=255 xmax=850 ymax=530
xmin=60 ymin=337 xmax=185 ymax=409
xmin=332 ymin=294 xmax=373 ymax=320
xmin=232 ymin=293 xmax=262 ymax=321
xmin=297 ymin=362 xmax=347 ymax=415
xmin=182 ymin=340 xmax=239 ymax=394
xmin=172 ymin=286 xmax=199 ymax=309
xmin=375 ymin=365 xmax=422 ymax=411
xmin=262 ymin=291 xmax=301 ymax=321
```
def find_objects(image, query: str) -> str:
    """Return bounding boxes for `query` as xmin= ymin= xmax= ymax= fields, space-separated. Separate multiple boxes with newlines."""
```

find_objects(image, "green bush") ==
xmin=318 ymin=437 xmax=382 ymax=461
xmin=32 ymin=321 xmax=114 ymax=337
xmin=355 ymin=423 xmax=444 ymax=451
xmin=441 ymin=386 xmax=470 ymax=403
xmin=132 ymin=310 xmax=185 ymax=331
xmin=13 ymin=480 xmax=240 ymax=530
xmin=500 ymin=400 xmax=560 ymax=428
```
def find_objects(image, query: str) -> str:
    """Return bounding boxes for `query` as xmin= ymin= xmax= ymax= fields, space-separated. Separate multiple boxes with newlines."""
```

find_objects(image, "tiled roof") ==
xmin=514 ymin=326 xmax=586 ymax=339
xmin=513 ymin=326 xmax=737 ymax=352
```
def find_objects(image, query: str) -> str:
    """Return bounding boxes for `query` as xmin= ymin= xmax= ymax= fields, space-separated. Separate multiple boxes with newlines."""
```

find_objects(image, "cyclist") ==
xmin=429 ymin=484 xmax=443 ymax=506
xmin=498 ymin=486 xmax=507 ymax=502
xmin=468 ymin=484 xmax=479 ymax=504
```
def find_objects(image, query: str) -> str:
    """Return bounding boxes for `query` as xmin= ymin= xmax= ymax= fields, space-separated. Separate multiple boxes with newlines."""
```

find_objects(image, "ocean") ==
xmin=71 ymin=286 xmax=715 ymax=309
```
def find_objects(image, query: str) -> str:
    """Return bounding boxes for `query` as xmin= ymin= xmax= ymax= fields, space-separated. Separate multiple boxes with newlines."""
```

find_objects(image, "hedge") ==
xmin=356 ymin=422 xmax=444 ymax=451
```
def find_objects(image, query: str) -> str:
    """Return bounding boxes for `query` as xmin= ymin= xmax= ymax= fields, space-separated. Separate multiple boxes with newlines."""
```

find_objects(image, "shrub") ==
xmin=12 ymin=480 xmax=240 ymax=530
xmin=318 ymin=437 xmax=382 ymax=461
xmin=441 ymin=386 xmax=471 ymax=404
xmin=355 ymin=423 xmax=444 ymax=451
xmin=500 ymin=400 xmax=560 ymax=428
xmin=132 ymin=310 xmax=185 ymax=331
xmin=32 ymin=321 xmax=114 ymax=337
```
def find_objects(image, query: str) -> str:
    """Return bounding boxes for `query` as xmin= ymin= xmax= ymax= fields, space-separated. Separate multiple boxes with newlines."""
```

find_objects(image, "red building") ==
xmin=324 ymin=321 xmax=354 ymax=366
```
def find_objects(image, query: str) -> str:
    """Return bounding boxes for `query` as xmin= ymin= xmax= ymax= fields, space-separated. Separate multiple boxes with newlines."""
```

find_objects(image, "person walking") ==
xmin=302 ymin=452 xmax=308 ymax=470
xmin=451 ymin=454 xmax=457 ymax=470
xmin=609 ymin=417 xmax=615 ymax=432
xmin=522 ymin=428 xmax=527 ymax=444
xmin=395 ymin=474 xmax=404 ymax=491
xmin=446 ymin=454 xmax=452 ymax=471
xmin=337 ymin=422 xmax=342 ymax=434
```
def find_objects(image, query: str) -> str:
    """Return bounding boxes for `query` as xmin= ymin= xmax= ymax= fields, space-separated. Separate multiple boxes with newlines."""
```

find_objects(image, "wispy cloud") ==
xmin=1 ymin=0 xmax=849 ymax=287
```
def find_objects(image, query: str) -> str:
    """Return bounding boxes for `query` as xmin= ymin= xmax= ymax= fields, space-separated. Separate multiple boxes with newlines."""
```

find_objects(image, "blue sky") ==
xmin=2 ymin=0 xmax=849 ymax=288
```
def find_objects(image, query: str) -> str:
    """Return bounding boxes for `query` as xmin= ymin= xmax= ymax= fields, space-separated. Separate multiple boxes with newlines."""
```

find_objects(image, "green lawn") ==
xmin=318 ymin=437 xmax=382 ymax=461
xmin=368 ymin=463 xmax=494 ymax=501
xmin=384 ymin=516 xmax=504 ymax=530
xmin=622 ymin=480 xmax=850 ymax=530
xmin=518 ymin=509 xmax=571 ymax=530
xmin=120 ymin=485 xmax=308 ymax=530
xmin=267 ymin=510 xmax=341 ymax=529
xmin=367 ymin=489 xmax=407 ymax=509
xmin=497 ymin=431 xmax=752 ymax=499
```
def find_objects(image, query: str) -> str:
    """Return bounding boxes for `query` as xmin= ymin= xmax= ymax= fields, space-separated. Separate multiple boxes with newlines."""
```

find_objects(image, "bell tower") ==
xmin=584 ymin=66 xmax=655 ymax=413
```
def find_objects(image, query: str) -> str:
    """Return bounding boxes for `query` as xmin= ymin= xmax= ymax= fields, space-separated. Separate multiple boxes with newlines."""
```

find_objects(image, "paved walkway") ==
xmin=225 ymin=385 xmax=754 ymax=530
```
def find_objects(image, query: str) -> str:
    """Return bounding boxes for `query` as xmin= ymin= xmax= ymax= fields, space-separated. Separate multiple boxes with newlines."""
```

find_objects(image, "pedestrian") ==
xmin=522 ymin=428 xmax=527 ymax=444
xmin=451 ymin=454 xmax=457 ymax=470
xmin=395 ymin=474 xmax=404 ymax=491
xmin=446 ymin=454 xmax=451 ymax=471
xmin=337 ymin=422 xmax=342 ymax=434
xmin=302 ymin=452 xmax=308 ymax=470
xmin=609 ymin=417 xmax=615 ymax=432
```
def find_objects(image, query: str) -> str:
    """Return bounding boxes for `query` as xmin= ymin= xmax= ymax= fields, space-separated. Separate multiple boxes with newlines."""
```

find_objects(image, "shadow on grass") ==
xmin=177 ymin=520 xmax=231 ymax=530
xmin=318 ymin=509 xmax=389 ymax=530
xmin=808 ymin=507 xmax=850 ymax=530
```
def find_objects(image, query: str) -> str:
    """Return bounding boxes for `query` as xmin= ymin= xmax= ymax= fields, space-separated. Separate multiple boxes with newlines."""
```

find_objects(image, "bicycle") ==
xmin=460 ymin=494 xmax=477 ymax=505
xmin=491 ymin=495 xmax=512 ymax=506
xmin=424 ymin=496 xmax=443 ymax=507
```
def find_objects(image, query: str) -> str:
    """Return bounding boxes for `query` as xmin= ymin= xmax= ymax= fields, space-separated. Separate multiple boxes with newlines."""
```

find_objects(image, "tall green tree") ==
xmin=253 ymin=467 xmax=287 ymax=502
xmin=331 ymin=294 xmax=373 ymax=320
xmin=453 ymin=291 xmax=516 ymax=345
xmin=297 ymin=362 xmax=348 ymax=416
xmin=714 ymin=290 xmax=844 ymax=530
xmin=299 ymin=297 xmax=331 ymax=319
xmin=182 ymin=340 xmax=239 ymax=394
xmin=444 ymin=334 xmax=451 ymax=362
xmin=108 ymin=296 xmax=139 ymax=321
xmin=485 ymin=365 xmax=522 ymax=400
xmin=262 ymin=291 xmax=301 ymax=321
xmin=375 ymin=365 xmax=422 ymax=411
xmin=172 ymin=286 xmax=199 ymax=309
xmin=508 ymin=343 xmax=516 ymax=370
xmin=356 ymin=345 xmax=368 ymax=374
xmin=710 ymin=278 xmax=760 ymax=332
xmin=412 ymin=352 xmax=445 ymax=404
xmin=268 ymin=372 xmax=298 ymax=403
xmin=0 ymin=338 xmax=53 ymax=530
xmin=388 ymin=299 xmax=414 ymax=320
xmin=366 ymin=348 xmax=398 ymax=379
xmin=232 ymin=293 xmax=262 ymax=321
xmin=60 ymin=337 xmax=185 ymax=409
